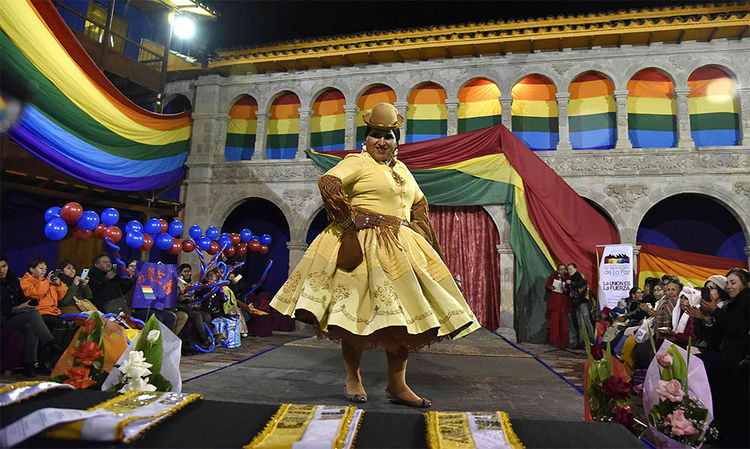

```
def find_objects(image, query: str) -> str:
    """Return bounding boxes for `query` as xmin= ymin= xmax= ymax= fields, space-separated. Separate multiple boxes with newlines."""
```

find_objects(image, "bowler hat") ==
xmin=362 ymin=102 xmax=404 ymax=129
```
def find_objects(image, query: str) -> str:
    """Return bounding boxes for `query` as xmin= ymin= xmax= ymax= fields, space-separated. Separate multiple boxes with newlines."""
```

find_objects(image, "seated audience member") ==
xmin=19 ymin=258 xmax=67 ymax=332
xmin=641 ymin=277 xmax=660 ymax=306
xmin=56 ymin=259 xmax=94 ymax=314
xmin=595 ymin=307 xmax=612 ymax=341
xmin=1 ymin=255 xmax=60 ymax=377
xmin=199 ymin=269 xmax=249 ymax=337
xmin=175 ymin=264 xmax=212 ymax=350
xmin=603 ymin=307 xmax=628 ymax=344
xmin=659 ymin=286 xmax=698 ymax=349
xmin=88 ymin=254 xmax=133 ymax=314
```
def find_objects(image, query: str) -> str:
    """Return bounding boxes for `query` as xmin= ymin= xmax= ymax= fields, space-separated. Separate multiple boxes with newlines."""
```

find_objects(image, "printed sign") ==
xmin=598 ymin=244 xmax=634 ymax=310
xmin=131 ymin=262 xmax=178 ymax=309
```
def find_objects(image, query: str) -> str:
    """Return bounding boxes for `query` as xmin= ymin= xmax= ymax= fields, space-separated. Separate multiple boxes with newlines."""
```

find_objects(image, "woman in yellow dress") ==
xmin=270 ymin=102 xmax=479 ymax=408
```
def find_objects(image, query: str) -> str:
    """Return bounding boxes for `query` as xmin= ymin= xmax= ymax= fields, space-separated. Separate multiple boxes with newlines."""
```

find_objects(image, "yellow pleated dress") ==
xmin=270 ymin=152 xmax=480 ymax=350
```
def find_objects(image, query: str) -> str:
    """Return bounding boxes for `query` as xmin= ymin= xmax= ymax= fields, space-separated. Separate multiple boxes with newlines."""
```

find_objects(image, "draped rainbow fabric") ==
xmin=226 ymin=96 xmax=257 ymax=160
xmin=511 ymin=75 xmax=559 ymax=151
xmin=267 ymin=92 xmax=300 ymax=159
xmin=457 ymin=79 xmax=501 ymax=133
xmin=688 ymin=67 xmax=740 ymax=147
xmin=406 ymin=83 xmax=447 ymax=143
xmin=638 ymin=242 xmax=746 ymax=289
xmin=310 ymin=89 xmax=345 ymax=152
xmin=0 ymin=0 xmax=191 ymax=190
xmin=569 ymin=73 xmax=616 ymax=150
xmin=627 ymin=70 xmax=677 ymax=148
xmin=307 ymin=125 xmax=619 ymax=340
xmin=356 ymin=85 xmax=396 ymax=147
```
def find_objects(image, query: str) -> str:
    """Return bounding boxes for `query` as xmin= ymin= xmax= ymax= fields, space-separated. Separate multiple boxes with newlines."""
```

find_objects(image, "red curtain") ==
xmin=430 ymin=206 xmax=500 ymax=329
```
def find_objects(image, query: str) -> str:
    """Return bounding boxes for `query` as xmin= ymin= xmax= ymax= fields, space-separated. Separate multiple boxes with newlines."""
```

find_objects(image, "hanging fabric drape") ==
xmin=307 ymin=124 xmax=619 ymax=340
xmin=637 ymin=242 xmax=747 ymax=288
xmin=0 ymin=0 xmax=191 ymax=190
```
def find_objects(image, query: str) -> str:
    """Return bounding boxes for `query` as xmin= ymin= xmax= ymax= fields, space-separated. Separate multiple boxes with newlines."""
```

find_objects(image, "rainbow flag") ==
xmin=511 ymin=75 xmax=559 ymax=151
xmin=307 ymin=125 xmax=618 ymax=338
xmin=310 ymin=89 xmax=346 ymax=152
xmin=569 ymin=73 xmax=616 ymax=150
xmin=267 ymin=92 xmax=300 ymax=159
xmin=688 ymin=67 xmax=739 ymax=147
xmin=627 ymin=69 xmax=677 ymax=148
xmin=406 ymin=83 xmax=447 ymax=143
xmin=0 ymin=0 xmax=191 ymax=190
xmin=141 ymin=285 xmax=157 ymax=300
xmin=356 ymin=85 xmax=396 ymax=147
xmin=226 ymin=96 xmax=258 ymax=160
xmin=457 ymin=79 xmax=501 ymax=134
xmin=638 ymin=242 xmax=747 ymax=289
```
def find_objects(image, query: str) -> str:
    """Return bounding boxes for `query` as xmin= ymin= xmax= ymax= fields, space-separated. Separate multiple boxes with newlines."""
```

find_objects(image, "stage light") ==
xmin=173 ymin=16 xmax=195 ymax=40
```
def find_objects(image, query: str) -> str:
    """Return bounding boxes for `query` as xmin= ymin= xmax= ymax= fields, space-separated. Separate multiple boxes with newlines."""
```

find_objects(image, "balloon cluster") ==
xmin=43 ymin=203 xmax=273 ymax=257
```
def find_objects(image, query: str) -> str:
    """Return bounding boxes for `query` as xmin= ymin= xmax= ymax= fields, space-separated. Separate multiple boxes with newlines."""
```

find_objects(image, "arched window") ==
xmin=311 ymin=89 xmax=346 ymax=152
xmin=226 ymin=96 xmax=257 ymax=160
xmin=267 ymin=92 xmax=300 ymax=159
xmin=569 ymin=72 xmax=615 ymax=150
xmin=511 ymin=75 xmax=558 ymax=151
xmin=457 ymin=78 xmax=501 ymax=134
xmin=688 ymin=67 xmax=739 ymax=147
xmin=406 ymin=82 xmax=447 ymax=143
xmin=627 ymin=69 xmax=676 ymax=148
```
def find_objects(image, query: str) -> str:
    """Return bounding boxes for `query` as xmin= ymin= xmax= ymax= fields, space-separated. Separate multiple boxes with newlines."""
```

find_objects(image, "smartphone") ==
xmin=52 ymin=269 xmax=62 ymax=278
xmin=80 ymin=268 xmax=89 ymax=279
xmin=657 ymin=327 xmax=670 ymax=332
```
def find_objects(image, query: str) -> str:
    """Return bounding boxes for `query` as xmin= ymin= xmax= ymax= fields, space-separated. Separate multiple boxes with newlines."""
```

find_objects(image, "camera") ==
xmin=700 ymin=286 xmax=712 ymax=302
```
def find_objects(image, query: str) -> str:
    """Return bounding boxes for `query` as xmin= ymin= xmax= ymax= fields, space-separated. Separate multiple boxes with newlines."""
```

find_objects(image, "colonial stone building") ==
xmin=166 ymin=3 xmax=750 ymax=339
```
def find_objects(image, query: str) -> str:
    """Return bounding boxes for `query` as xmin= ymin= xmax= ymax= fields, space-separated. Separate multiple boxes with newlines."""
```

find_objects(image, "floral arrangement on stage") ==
xmin=643 ymin=333 xmax=715 ymax=449
xmin=105 ymin=315 xmax=173 ymax=393
xmin=50 ymin=312 xmax=128 ymax=389
xmin=582 ymin=321 xmax=636 ymax=434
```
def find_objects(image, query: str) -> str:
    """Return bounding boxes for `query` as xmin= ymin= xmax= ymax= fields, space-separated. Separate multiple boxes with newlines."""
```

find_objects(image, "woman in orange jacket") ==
xmin=20 ymin=258 xmax=68 ymax=332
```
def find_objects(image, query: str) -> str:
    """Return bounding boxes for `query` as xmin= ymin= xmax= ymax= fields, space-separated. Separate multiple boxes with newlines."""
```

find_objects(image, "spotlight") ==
xmin=173 ymin=16 xmax=195 ymax=40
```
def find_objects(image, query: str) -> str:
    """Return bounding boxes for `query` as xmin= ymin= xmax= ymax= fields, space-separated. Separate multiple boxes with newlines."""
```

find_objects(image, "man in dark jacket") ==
xmin=88 ymin=254 xmax=134 ymax=314
xmin=567 ymin=263 xmax=595 ymax=349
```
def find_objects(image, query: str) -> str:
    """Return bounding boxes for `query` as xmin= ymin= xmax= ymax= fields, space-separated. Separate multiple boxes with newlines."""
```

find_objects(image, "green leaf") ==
xmin=581 ymin=316 xmax=592 ymax=358
xmin=134 ymin=315 xmax=163 ymax=375
xmin=50 ymin=374 xmax=67 ymax=383
xmin=149 ymin=373 xmax=172 ymax=392
xmin=667 ymin=345 xmax=687 ymax=388
xmin=89 ymin=312 xmax=105 ymax=348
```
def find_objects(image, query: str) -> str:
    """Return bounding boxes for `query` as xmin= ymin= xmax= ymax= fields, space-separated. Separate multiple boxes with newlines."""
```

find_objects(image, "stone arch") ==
xmin=162 ymin=93 xmax=192 ymax=113
xmin=354 ymin=82 xmax=397 ymax=101
xmin=264 ymin=89 xmax=304 ymax=115
xmin=631 ymin=185 xmax=750 ymax=247
xmin=563 ymin=69 xmax=617 ymax=93
xmin=510 ymin=72 xmax=559 ymax=94
xmin=682 ymin=63 xmax=740 ymax=88
xmin=303 ymin=206 xmax=328 ymax=243
xmin=309 ymin=85 xmax=348 ymax=109
xmin=212 ymin=190 xmax=295 ymax=234
xmin=622 ymin=65 xmax=678 ymax=89
xmin=224 ymin=92 xmax=258 ymax=115
xmin=454 ymin=75 xmax=503 ymax=98
xmin=224 ymin=95 xmax=259 ymax=161
xmin=406 ymin=81 xmax=448 ymax=143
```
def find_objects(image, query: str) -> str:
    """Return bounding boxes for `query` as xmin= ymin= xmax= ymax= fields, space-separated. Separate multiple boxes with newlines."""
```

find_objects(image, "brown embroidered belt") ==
xmin=353 ymin=207 xmax=410 ymax=232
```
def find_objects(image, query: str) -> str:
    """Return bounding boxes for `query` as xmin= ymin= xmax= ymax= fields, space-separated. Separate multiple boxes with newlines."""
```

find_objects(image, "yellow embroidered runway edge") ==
xmin=245 ymin=403 xmax=363 ymax=449
xmin=425 ymin=411 xmax=524 ymax=449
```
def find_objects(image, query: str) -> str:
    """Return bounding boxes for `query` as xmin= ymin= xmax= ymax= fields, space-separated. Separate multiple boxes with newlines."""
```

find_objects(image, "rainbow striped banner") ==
xmin=638 ymin=242 xmax=746 ymax=289
xmin=0 ymin=0 xmax=191 ymax=190
xmin=308 ymin=125 xmax=618 ymax=339
xmin=511 ymin=75 xmax=559 ymax=151
xmin=267 ymin=92 xmax=300 ymax=159
xmin=569 ymin=73 xmax=616 ymax=150
xmin=356 ymin=85 xmax=396 ymax=147
xmin=457 ymin=79 xmax=501 ymax=134
xmin=627 ymin=69 xmax=677 ymax=148
xmin=310 ymin=89 xmax=346 ymax=152
xmin=406 ymin=83 xmax=447 ymax=143
xmin=226 ymin=96 xmax=258 ymax=160
xmin=688 ymin=67 xmax=739 ymax=147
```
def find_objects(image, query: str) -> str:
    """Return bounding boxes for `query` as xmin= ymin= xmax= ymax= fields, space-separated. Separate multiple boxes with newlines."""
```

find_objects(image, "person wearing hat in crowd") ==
xmin=270 ymin=102 xmax=479 ymax=408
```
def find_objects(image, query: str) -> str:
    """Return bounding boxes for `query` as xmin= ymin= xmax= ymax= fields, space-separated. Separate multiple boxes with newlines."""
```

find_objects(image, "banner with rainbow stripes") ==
xmin=637 ymin=242 xmax=747 ymax=289
xmin=267 ymin=93 xmax=300 ymax=159
xmin=457 ymin=79 xmax=501 ymax=134
xmin=569 ymin=73 xmax=616 ymax=150
xmin=511 ymin=75 xmax=559 ymax=151
xmin=311 ymin=89 xmax=346 ymax=152
xmin=406 ymin=83 xmax=447 ymax=143
xmin=308 ymin=125 xmax=618 ymax=338
xmin=688 ymin=67 xmax=739 ymax=147
xmin=627 ymin=70 xmax=677 ymax=148
xmin=226 ymin=97 xmax=258 ymax=160
xmin=0 ymin=0 xmax=191 ymax=190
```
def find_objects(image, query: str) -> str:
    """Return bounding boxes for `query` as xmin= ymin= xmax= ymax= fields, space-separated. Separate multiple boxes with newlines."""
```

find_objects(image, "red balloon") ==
xmin=60 ymin=202 xmax=84 ymax=224
xmin=249 ymin=240 xmax=261 ymax=252
xmin=73 ymin=226 xmax=92 ymax=240
xmin=159 ymin=219 xmax=168 ymax=234
xmin=230 ymin=233 xmax=241 ymax=246
xmin=105 ymin=226 xmax=122 ymax=243
xmin=258 ymin=244 xmax=269 ymax=255
xmin=140 ymin=234 xmax=154 ymax=251
xmin=93 ymin=223 xmax=107 ymax=238
xmin=207 ymin=241 xmax=220 ymax=255
xmin=223 ymin=245 xmax=236 ymax=257
xmin=168 ymin=238 xmax=182 ymax=255
xmin=236 ymin=243 xmax=247 ymax=257
xmin=181 ymin=239 xmax=195 ymax=253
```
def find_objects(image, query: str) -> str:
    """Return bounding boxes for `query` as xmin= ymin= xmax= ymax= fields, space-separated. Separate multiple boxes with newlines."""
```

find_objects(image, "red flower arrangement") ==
xmin=51 ymin=313 xmax=108 ymax=389
xmin=71 ymin=341 xmax=104 ymax=366
xmin=64 ymin=366 xmax=97 ymax=389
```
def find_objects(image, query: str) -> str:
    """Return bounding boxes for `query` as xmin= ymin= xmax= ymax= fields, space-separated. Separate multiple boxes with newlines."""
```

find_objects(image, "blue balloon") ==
xmin=205 ymin=226 xmax=220 ymax=240
xmin=125 ymin=231 xmax=145 ymax=249
xmin=168 ymin=221 xmax=184 ymax=237
xmin=155 ymin=233 xmax=173 ymax=250
xmin=44 ymin=218 xmax=68 ymax=241
xmin=144 ymin=218 xmax=162 ymax=236
xmin=240 ymin=229 xmax=253 ymax=242
xmin=125 ymin=220 xmax=143 ymax=234
xmin=220 ymin=232 xmax=230 ymax=241
xmin=218 ymin=235 xmax=232 ymax=249
xmin=77 ymin=211 xmax=100 ymax=231
xmin=101 ymin=208 xmax=119 ymax=226
xmin=44 ymin=207 xmax=62 ymax=223
xmin=250 ymin=235 xmax=260 ymax=242
xmin=188 ymin=225 xmax=203 ymax=240
xmin=260 ymin=234 xmax=272 ymax=245
xmin=197 ymin=236 xmax=212 ymax=251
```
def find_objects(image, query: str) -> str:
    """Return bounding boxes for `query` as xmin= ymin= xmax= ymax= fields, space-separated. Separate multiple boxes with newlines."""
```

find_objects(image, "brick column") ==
xmin=556 ymin=92 xmax=573 ymax=152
